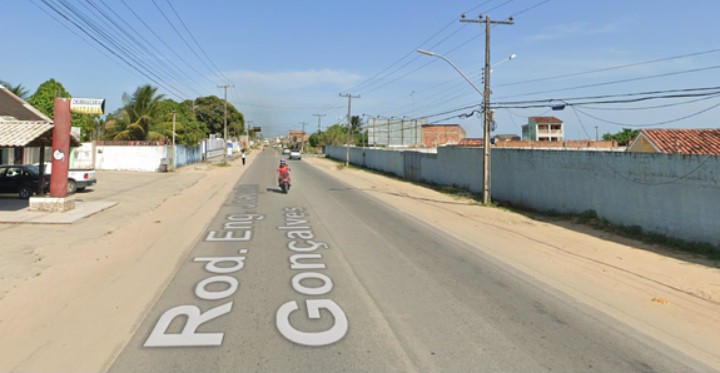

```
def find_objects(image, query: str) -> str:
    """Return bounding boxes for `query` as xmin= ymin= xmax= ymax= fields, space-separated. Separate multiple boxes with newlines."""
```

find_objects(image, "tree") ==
xmin=321 ymin=124 xmax=349 ymax=146
xmin=193 ymin=96 xmax=244 ymax=138
xmin=28 ymin=78 xmax=99 ymax=141
xmin=603 ymin=128 xmax=639 ymax=146
xmin=28 ymin=79 xmax=70 ymax=117
xmin=153 ymin=99 xmax=207 ymax=146
xmin=106 ymin=85 xmax=166 ymax=141
xmin=0 ymin=79 xmax=30 ymax=100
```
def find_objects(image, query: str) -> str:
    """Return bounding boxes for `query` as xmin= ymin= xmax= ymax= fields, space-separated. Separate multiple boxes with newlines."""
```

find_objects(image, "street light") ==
xmin=417 ymin=49 xmax=485 ymax=97
xmin=489 ymin=53 xmax=516 ymax=73
xmin=417 ymin=48 xmax=513 ymax=205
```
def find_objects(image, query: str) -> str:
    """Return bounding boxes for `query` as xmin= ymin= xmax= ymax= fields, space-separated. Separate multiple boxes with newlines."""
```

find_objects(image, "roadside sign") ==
xmin=70 ymin=98 xmax=105 ymax=115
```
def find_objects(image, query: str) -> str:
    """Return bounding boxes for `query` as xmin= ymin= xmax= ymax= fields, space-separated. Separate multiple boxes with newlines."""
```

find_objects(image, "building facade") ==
xmin=522 ymin=116 xmax=564 ymax=142
xmin=421 ymin=124 xmax=466 ymax=148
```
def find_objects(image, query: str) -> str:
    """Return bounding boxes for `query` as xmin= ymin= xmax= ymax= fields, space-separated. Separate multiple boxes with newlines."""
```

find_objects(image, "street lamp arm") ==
xmin=416 ymin=49 xmax=485 ymax=98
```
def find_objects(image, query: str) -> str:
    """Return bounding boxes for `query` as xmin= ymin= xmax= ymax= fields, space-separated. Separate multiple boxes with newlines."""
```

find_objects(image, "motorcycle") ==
xmin=279 ymin=175 xmax=290 ymax=194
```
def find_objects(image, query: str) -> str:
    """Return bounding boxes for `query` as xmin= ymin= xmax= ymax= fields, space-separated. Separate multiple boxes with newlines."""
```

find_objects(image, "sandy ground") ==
xmin=0 ymin=153 xmax=718 ymax=372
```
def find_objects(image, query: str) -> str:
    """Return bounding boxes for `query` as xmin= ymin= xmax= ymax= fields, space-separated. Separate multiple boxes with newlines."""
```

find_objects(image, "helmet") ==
xmin=280 ymin=159 xmax=286 ymax=165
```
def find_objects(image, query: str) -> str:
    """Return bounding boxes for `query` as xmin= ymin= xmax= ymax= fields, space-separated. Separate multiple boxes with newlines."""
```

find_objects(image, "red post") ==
xmin=50 ymin=98 xmax=71 ymax=197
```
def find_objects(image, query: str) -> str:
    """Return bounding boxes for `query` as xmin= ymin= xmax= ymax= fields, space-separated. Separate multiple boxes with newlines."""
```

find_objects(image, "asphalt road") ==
xmin=108 ymin=149 xmax=706 ymax=372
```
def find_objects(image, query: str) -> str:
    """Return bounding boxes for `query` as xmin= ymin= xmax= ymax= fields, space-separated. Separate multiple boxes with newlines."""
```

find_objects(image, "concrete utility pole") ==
xmin=339 ymin=93 xmax=360 ymax=167
xmin=299 ymin=121 xmax=308 ymax=151
xmin=313 ymin=113 xmax=326 ymax=133
xmin=172 ymin=110 xmax=176 ymax=171
xmin=218 ymin=84 xmax=235 ymax=164
xmin=460 ymin=14 xmax=513 ymax=205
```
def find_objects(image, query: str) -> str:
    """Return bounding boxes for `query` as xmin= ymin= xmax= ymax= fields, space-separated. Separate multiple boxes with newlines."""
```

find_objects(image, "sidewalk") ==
xmin=0 ymin=200 xmax=117 ymax=224
xmin=0 ymin=156 xmax=238 ymax=224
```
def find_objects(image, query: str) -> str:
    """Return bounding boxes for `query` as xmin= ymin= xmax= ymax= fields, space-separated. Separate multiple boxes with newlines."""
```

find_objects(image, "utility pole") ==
xmin=461 ymin=14 xmax=513 ymax=205
xmin=172 ymin=110 xmax=176 ymax=172
xmin=299 ymin=121 xmax=307 ymax=152
xmin=339 ymin=93 xmax=360 ymax=167
xmin=246 ymin=120 xmax=255 ymax=151
xmin=313 ymin=114 xmax=325 ymax=154
xmin=313 ymin=113 xmax=326 ymax=133
xmin=218 ymin=84 xmax=234 ymax=164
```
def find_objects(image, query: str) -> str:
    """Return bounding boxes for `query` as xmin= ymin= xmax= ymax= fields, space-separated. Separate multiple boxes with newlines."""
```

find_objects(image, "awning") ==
xmin=0 ymin=121 xmax=54 ymax=147
xmin=0 ymin=120 xmax=80 ymax=148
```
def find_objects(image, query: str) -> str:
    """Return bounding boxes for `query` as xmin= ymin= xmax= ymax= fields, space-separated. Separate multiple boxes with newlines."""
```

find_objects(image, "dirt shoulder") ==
xmin=0 ymin=156 xmax=254 ymax=372
xmin=304 ymin=155 xmax=720 ymax=370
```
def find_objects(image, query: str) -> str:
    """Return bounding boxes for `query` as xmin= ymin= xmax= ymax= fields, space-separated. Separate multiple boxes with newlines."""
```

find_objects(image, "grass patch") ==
xmin=497 ymin=202 xmax=720 ymax=262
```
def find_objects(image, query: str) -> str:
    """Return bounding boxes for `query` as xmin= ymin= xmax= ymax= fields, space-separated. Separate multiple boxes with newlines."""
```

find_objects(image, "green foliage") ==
xmin=27 ymin=78 xmax=99 ymax=141
xmin=309 ymin=117 xmax=367 ymax=148
xmin=104 ymin=85 xmax=165 ymax=141
xmin=322 ymin=124 xmax=350 ymax=146
xmin=154 ymin=99 xmax=207 ymax=146
xmin=193 ymin=95 xmax=244 ymax=138
xmin=1 ymin=79 xmax=30 ymax=100
xmin=602 ymin=128 xmax=639 ymax=145
xmin=28 ymin=79 xmax=70 ymax=117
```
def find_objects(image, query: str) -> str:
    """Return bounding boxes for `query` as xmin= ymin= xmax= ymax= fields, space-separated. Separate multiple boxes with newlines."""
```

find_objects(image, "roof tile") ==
xmin=641 ymin=129 xmax=720 ymax=155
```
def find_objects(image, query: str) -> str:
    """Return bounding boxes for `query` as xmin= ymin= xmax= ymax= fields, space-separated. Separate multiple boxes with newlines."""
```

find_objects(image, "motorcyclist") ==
xmin=277 ymin=159 xmax=291 ymax=187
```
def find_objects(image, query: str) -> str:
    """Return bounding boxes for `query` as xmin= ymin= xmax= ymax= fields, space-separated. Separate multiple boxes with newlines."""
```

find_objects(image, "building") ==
xmin=288 ymin=130 xmax=308 ymax=144
xmin=627 ymin=128 xmax=720 ymax=155
xmin=493 ymin=134 xmax=521 ymax=143
xmin=522 ymin=116 xmax=564 ymax=142
xmin=366 ymin=117 xmax=425 ymax=147
xmin=422 ymin=124 xmax=466 ymax=148
xmin=1 ymin=85 xmax=79 ymax=165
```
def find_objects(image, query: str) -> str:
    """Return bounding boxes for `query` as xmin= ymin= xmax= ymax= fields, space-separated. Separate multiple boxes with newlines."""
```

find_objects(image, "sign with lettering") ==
xmin=70 ymin=98 xmax=105 ymax=115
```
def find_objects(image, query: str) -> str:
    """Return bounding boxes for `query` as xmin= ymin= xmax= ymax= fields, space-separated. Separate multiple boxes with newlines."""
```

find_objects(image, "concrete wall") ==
xmin=325 ymin=145 xmax=720 ymax=247
xmin=95 ymin=144 xmax=168 ymax=172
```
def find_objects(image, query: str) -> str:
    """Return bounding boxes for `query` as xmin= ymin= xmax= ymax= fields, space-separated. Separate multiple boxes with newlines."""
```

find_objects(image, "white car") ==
xmin=289 ymin=150 xmax=301 ymax=160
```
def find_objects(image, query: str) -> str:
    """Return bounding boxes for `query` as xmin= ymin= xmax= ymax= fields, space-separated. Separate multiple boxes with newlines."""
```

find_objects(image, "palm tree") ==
xmin=0 ymin=80 xmax=30 ymax=100
xmin=112 ymin=85 xmax=166 ymax=141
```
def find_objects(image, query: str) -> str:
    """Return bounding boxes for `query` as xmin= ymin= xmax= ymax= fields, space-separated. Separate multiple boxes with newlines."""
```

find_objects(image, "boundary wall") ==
xmin=325 ymin=145 xmax=720 ymax=248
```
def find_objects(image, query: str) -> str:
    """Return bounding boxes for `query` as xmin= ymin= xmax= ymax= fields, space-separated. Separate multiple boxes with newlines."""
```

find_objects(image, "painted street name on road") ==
xmin=144 ymin=185 xmax=262 ymax=348
xmin=275 ymin=206 xmax=348 ymax=347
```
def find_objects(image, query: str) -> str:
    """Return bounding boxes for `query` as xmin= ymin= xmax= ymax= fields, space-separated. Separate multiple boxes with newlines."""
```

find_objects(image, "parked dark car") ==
xmin=0 ymin=165 xmax=49 ymax=199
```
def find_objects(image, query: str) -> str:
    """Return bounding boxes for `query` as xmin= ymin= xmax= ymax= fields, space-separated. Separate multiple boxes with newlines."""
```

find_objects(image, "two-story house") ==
xmin=522 ymin=116 xmax=564 ymax=142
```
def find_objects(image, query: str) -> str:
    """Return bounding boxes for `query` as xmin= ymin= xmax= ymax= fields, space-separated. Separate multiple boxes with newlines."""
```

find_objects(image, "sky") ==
xmin=3 ymin=0 xmax=720 ymax=140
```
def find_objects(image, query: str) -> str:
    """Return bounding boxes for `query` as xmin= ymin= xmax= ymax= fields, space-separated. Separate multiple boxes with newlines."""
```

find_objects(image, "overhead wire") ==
xmin=163 ymin=0 xmax=231 ymax=83
xmin=37 ymin=0 xmax=189 ymax=99
xmin=150 ymin=0 xmax=228 ymax=85
xmin=82 ymin=0 xmax=207 ymax=97
xmin=118 ymin=0 xmax=218 ymax=90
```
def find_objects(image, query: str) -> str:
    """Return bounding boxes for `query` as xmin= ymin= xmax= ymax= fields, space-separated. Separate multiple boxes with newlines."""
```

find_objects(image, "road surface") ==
xmin=109 ymin=149 xmax=709 ymax=372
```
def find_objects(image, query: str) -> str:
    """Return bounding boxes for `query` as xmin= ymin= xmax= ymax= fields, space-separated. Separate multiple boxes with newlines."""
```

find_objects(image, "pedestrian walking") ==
xmin=241 ymin=149 xmax=247 ymax=165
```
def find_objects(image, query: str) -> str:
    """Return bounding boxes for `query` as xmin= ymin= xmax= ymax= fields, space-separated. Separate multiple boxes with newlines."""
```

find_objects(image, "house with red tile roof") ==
xmin=627 ymin=128 xmax=720 ymax=155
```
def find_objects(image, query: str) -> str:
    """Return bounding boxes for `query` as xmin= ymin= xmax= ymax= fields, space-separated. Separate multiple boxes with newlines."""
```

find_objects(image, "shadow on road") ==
xmin=265 ymin=187 xmax=289 ymax=194
xmin=0 ymin=195 xmax=29 ymax=211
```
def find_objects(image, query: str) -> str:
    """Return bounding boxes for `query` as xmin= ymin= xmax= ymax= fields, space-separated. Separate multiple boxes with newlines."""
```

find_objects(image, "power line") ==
xmin=37 ymin=0 xmax=188 ymax=99
xmin=163 ymin=0 xmax=230 ymax=83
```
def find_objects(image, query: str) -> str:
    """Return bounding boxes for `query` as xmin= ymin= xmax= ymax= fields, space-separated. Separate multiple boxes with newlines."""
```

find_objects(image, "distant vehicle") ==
xmin=289 ymin=149 xmax=302 ymax=160
xmin=0 ymin=164 xmax=49 ymax=199
xmin=282 ymin=148 xmax=291 ymax=155
xmin=34 ymin=163 xmax=97 ymax=194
